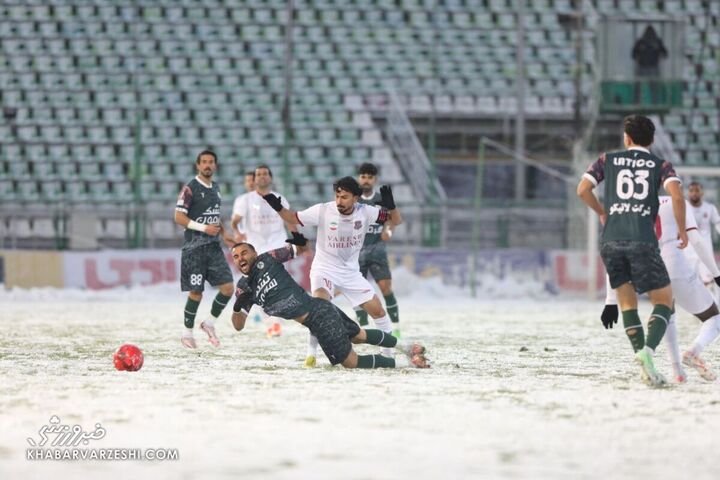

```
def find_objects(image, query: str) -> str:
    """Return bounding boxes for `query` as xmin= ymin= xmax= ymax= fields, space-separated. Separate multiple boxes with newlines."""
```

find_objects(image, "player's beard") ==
xmin=360 ymin=184 xmax=372 ymax=195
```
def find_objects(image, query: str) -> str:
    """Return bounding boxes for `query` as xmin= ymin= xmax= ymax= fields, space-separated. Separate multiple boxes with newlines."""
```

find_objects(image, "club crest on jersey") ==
xmin=354 ymin=221 xmax=362 ymax=230
xmin=329 ymin=221 xmax=338 ymax=231
xmin=257 ymin=261 xmax=265 ymax=270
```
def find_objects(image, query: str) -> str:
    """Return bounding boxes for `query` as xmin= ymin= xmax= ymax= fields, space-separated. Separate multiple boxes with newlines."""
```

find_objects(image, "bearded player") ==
xmin=686 ymin=181 xmax=720 ymax=302
xmin=355 ymin=162 xmax=401 ymax=336
xmin=602 ymin=196 xmax=720 ymax=382
xmin=230 ymin=236 xmax=429 ymax=369
xmin=577 ymin=114 xmax=686 ymax=387
xmin=174 ymin=150 xmax=235 ymax=349
xmin=262 ymin=176 xmax=402 ymax=367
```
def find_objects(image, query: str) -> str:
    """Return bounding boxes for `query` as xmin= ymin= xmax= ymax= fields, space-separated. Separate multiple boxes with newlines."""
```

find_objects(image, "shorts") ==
xmin=303 ymin=298 xmax=361 ymax=365
xmin=672 ymin=270 xmax=715 ymax=315
xmin=180 ymin=242 xmax=234 ymax=292
xmin=310 ymin=268 xmax=376 ymax=307
xmin=600 ymin=240 xmax=670 ymax=294
xmin=359 ymin=245 xmax=392 ymax=281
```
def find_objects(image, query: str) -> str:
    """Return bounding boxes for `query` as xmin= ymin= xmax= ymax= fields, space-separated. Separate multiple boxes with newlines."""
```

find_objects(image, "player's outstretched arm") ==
xmin=666 ymin=181 xmax=687 ymax=248
xmin=262 ymin=193 xmax=300 ymax=225
xmin=688 ymin=229 xmax=720 ymax=280
xmin=576 ymin=178 xmax=606 ymax=224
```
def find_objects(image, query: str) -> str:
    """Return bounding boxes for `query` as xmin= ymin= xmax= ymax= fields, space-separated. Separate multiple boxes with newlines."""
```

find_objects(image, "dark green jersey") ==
xmin=584 ymin=148 xmax=679 ymax=245
xmin=175 ymin=177 xmax=222 ymax=251
xmin=359 ymin=191 xmax=385 ymax=249
xmin=233 ymin=246 xmax=313 ymax=319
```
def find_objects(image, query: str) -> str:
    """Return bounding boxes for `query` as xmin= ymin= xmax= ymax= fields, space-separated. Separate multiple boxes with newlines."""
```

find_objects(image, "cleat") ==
xmin=672 ymin=364 xmax=687 ymax=384
xmin=682 ymin=351 xmax=717 ymax=381
xmin=266 ymin=322 xmax=282 ymax=338
xmin=303 ymin=355 xmax=316 ymax=368
xmin=410 ymin=353 xmax=431 ymax=369
xmin=392 ymin=328 xmax=401 ymax=339
xmin=397 ymin=341 xmax=426 ymax=357
xmin=181 ymin=335 xmax=197 ymax=349
xmin=200 ymin=321 xmax=220 ymax=347
xmin=634 ymin=348 xmax=667 ymax=387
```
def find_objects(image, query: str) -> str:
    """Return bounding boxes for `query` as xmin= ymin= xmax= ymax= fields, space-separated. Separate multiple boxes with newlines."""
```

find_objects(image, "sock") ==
xmin=364 ymin=329 xmax=398 ymax=348
xmin=663 ymin=313 xmax=681 ymax=367
xmin=183 ymin=327 xmax=194 ymax=337
xmin=307 ymin=334 xmax=319 ymax=357
xmin=356 ymin=354 xmax=396 ymax=369
xmin=384 ymin=293 xmax=400 ymax=324
xmin=622 ymin=309 xmax=645 ymax=353
xmin=371 ymin=314 xmax=392 ymax=333
xmin=646 ymin=304 xmax=671 ymax=351
xmin=184 ymin=297 xmax=200 ymax=329
xmin=690 ymin=314 xmax=720 ymax=355
xmin=210 ymin=292 xmax=232 ymax=320
xmin=355 ymin=308 xmax=368 ymax=326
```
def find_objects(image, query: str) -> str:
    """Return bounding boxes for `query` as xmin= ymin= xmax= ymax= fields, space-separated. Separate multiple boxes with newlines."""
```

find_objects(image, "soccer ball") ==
xmin=113 ymin=344 xmax=144 ymax=372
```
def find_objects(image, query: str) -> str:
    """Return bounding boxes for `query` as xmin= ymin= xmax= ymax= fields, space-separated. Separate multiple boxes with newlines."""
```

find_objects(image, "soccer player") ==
xmin=262 ymin=176 xmax=402 ymax=367
xmin=230 ymin=170 xmax=255 ymax=242
xmin=577 ymin=114 xmax=686 ymax=387
xmin=230 ymin=164 xmax=296 ymax=337
xmin=602 ymin=196 xmax=720 ymax=382
xmin=356 ymin=163 xmax=401 ymax=337
xmin=230 ymin=237 xmax=429 ymax=369
xmin=686 ymin=181 xmax=720 ymax=301
xmin=174 ymin=150 xmax=235 ymax=349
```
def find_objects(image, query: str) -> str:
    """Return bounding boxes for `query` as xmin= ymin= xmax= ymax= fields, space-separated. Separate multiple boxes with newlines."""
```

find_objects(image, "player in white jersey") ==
xmin=602 ymin=196 xmax=720 ymax=382
xmin=230 ymin=170 xmax=255 ymax=242
xmin=262 ymin=176 xmax=402 ymax=367
xmin=232 ymin=165 xmax=296 ymax=337
xmin=687 ymin=181 xmax=720 ymax=299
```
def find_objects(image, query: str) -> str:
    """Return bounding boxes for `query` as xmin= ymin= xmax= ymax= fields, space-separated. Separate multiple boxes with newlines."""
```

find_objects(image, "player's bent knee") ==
xmin=341 ymin=350 xmax=358 ymax=368
xmin=351 ymin=330 xmax=366 ymax=344
xmin=189 ymin=291 xmax=203 ymax=301
xmin=219 ymin=283 xmax=234 ymax=296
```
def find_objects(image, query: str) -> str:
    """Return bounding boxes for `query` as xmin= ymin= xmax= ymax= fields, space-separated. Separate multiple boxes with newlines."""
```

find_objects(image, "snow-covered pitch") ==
xmin=1 ymin=274 xmax=719 ymax=480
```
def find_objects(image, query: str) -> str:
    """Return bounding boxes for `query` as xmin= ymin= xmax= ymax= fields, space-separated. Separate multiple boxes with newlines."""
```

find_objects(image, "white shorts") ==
xmin=684 ymin=248 xmax=714 ymax=284
xmin=672 ymin=271 xmax=715 ymax=315
xmin=310 ymin=268 xmax=376 ymax=307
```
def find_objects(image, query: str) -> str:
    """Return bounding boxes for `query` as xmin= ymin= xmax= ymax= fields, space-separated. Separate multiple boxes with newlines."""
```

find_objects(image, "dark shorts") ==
xmin=180 ymin=242 xmax=234 ymax=292
xmin=600 ymin=240 xmax=670 ymax=294
xmin=359 ymin=245 xmax=391 ymax=281
xmin=303 ymin=298 xmax=361 ymax=365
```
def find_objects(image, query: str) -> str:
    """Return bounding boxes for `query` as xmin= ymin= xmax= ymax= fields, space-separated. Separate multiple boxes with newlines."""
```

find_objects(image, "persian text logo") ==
xmin=26 ymin=415 xmax=106 ymax=447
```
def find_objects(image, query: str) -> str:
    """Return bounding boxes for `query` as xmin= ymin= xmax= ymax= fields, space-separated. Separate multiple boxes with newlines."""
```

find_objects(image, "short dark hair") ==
xmin=333 ymin=176 xmax=362 ymax=196
xmin=623 ymin=115 xmax=655 ymax=147
xmin=254 ymin=164 xmax=273 ymax=178
xmin=231 ymin=242 xmax=256 ymax=252
xmin=196 ymin=149 xmax=217 ymax=164
xmin=689 ymin=181 xmax=703 ymax=189
xmin=357 ymin=162 xmax=378 ymax=176
xmin=245 ymin=171 xmax=255 ymax=177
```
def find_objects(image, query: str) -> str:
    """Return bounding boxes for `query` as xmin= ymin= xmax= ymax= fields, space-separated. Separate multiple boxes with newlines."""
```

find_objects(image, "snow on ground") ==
xmin=0 ymin=273 xmax=719 ymax=480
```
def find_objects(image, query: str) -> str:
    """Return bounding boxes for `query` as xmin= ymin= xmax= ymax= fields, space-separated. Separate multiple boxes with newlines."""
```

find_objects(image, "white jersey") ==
xmin=232 ymin=191 xmax=289 ymax=253
xmin=656 ymin=196 xmax=697 ymax=278
xmin=690 ymin=201 xmax=720 ymax=250
xmin=297 ymin=201 xmax=386 ymax=275
xmin=232 ymin=192 xmax=250 ymax=233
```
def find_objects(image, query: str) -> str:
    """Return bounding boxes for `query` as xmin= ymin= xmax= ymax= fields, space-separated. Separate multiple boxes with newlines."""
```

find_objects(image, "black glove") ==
xmin=262 ymin=193 xmax=284 ymax=212
xmin=601 ymin=304 xmax=619 ymax=329
xmin=285 ymin=231 xmax=308 ymax=247
xmin=715 ymin=276 xmax=720 ymax=287
xmin=379 ymin=185 xmax=396 ymax=210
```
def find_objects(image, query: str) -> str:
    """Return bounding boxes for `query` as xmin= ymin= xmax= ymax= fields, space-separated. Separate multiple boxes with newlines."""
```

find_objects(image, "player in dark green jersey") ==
xmin=230 ymin=234 xmax=429 ymax=369
xmin=174 ymin=150 xmax=235 ymax=349
xmin=356 ymin=163 xmax=401 ymax=337
xmin=577 ymin=115 xmax=687 ymax=387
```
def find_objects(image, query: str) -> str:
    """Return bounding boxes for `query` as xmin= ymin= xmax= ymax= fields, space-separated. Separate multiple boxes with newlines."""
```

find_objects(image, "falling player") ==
xmin=230 ymin=170 xmax=255 ymax=242
xmin=230 ymin=164 xmax=297 ymax=337
xmin=230 ymin=236 xmax=429 ymax=369
xmin=356 ymin=162 xmax=401 ymax=336
xmin=577 ymin=114 xmax=686 ymax=387
xmin=174 ymin=150 xmax=235 ymax=349
xmin=687 ymin=181 xmax=720 ymax=302
xmin=601 ymin=195 xmax=720 ymax=382
xmin=262 ymin=176 xmax=402 ymax=367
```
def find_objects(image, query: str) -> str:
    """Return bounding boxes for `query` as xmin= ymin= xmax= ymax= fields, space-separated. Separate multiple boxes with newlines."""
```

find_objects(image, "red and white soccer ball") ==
xmin=113 ymin=344 xmax=144 ymax=372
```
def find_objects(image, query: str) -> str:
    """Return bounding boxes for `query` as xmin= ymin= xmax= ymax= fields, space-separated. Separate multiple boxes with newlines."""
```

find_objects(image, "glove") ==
xmin=285 ymin=231 xmax=308 ymax=247
xmin=715 ymin=276 xmax=720 ymax=287
xmin=601 ymin=304 xmax=619 ymax=329
xmin=262 ymin=193 xmax=284 ymax=212
xmin=378 ymin=185 xmax=396 ymax=210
